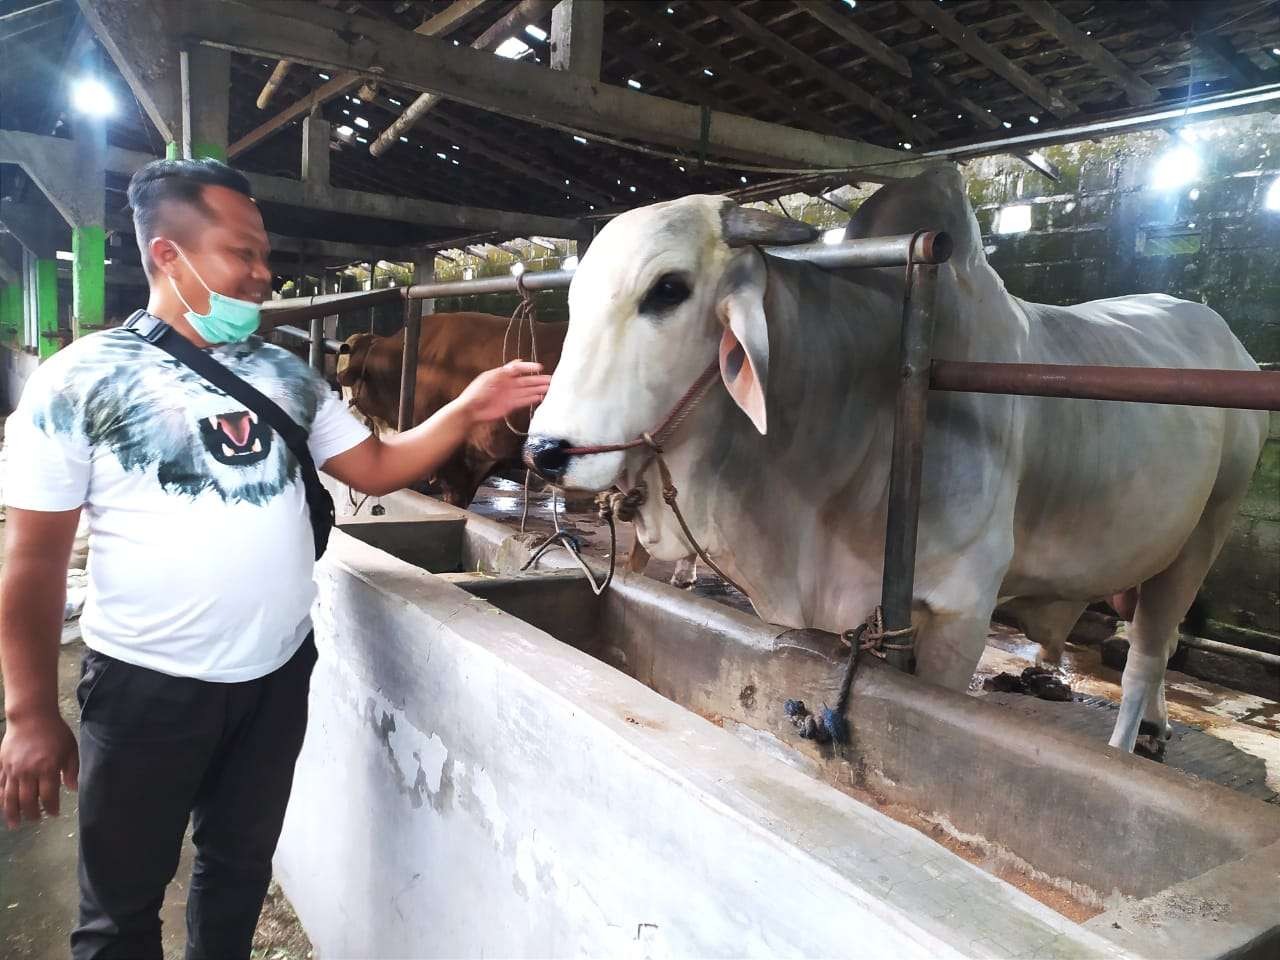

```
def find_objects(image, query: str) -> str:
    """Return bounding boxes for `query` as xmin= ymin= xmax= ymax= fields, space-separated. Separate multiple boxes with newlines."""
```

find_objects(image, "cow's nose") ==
xmin=524 ymin=436 xmax=571 ymax=482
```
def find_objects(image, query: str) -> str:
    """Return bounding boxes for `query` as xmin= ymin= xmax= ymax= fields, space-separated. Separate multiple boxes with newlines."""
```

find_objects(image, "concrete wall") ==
xmin=275 ymin=527 xmax=1128 ymax=959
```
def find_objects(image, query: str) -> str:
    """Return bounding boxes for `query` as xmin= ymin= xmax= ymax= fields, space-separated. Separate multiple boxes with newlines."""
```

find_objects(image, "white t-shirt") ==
xmin=5 ymin=326 xmax=370 ymax=682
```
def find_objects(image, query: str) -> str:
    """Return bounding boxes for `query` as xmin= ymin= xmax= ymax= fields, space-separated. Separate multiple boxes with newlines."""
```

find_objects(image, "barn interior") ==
xmin=1 ymin=1 xmax=1279 ymax=957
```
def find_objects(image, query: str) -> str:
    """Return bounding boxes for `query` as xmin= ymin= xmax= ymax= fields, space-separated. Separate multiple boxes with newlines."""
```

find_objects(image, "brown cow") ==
xmin=336 ymin=311 xmax=569 ymax=508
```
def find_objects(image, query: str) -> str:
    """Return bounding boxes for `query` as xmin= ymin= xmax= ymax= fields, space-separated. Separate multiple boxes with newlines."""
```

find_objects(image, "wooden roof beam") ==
xmin=795 ymin=1 xmax=913 ymax=80
xmin=184 ymin=0 xmax=917 ymax=173
xmin=422 ymin=115 xmax=614 ymax=207
xmin=416 ymin=0 xmax=493 ymax=36
xmin=231 ymin=0 xmax=486 ymax=160
xmin=295 ymin=64 xmax=626 ymax=207
xmin=260 ymin=58 xmax=624 ymax=209
xmin=75 ymin=0 xmax=183 ymax=144
xmin=256 ymin=60 xmax=294 ymax=110
xmin=369 ymin=0 xmax=558 ymax=158
xmin=1014 ymin=1 xmax=1158 ymax=106
xmin=604 ymin=37 xmax=744 ymax=116
xmin=616 ymin=2 xmax=847 ymax=139
xmin=702 ymin=1 xmax=932 ymax=144
xmin=231 ymin=73 xmax=364 ymax=159
xmin=903 ymin=0 xmax=1079 ymax=119
xmin=1192 ymin=32 xmax=1270 ymax=88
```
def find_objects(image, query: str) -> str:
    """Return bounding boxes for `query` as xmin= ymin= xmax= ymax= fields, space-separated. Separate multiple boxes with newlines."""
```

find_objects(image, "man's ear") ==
xmin=147 ymin=237 xmax=180 ymax=278
xmin=715 ymin=250 xmax=769 ymax=435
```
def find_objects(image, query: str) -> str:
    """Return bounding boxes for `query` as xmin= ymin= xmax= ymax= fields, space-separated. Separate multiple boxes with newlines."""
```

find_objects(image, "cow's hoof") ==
xmin=670 ymin=574 xmax=697 ymax=590
xmin=1134 ymin=734 xmax=1168 ymax=762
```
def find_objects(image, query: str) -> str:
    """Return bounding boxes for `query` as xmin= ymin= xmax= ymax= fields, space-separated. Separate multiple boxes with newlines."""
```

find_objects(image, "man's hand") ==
xmin=0 ymin=506 xmax=81 ymax=829
xmin=453 ymin=360 xmax=551 ymax=426
xmin=324 ymin=361 xmax=553 ymax=497
xmin=0 ymin=711 xmax=78 ymax=828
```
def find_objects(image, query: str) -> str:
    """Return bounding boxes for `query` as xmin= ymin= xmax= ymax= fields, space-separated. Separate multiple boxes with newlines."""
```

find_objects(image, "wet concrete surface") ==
xmin=470 ymin=476 xmax=1280 ymax=801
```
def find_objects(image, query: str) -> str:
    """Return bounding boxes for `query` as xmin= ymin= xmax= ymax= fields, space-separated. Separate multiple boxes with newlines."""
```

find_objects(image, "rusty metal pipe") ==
xmin=273 ymin=324 xmax=342 ymax=354
xmin=258 ymin=286 xmax=405 ymax=328
xmin=1178 ymin=633 xmax=1280 ymax=670
xmin=763 ymin=231 xmax=952 ymax=269
xmin=929 ymin=361 xmax=1280 ymax=411
xmin=879 ymin=261 xmax=941 ymax=673
xmin=256 ymin=234 xmax=953 ymax=329
xmin=397 ymin=297 xmax=421 ymax=432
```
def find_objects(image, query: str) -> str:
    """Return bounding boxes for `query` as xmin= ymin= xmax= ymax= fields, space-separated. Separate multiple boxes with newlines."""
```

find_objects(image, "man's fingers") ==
xmin=509 ymin=390 xmax=549 ymax=407
xmin=2 ymin=773 xmax=18 ymax=830
xmin=17 ymin=774 xmax=39 ymax=824
xmin=503 ymin=360 xmax=544 ymax=375
xmin=38 ymin=771 xmax=60 ymax=818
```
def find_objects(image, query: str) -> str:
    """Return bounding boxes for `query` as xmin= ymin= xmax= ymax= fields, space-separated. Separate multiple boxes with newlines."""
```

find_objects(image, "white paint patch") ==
xmin=333 ymin=659 xmax=451 ymax=799
xmin=470 ymin=766 xmax=509 ymax=845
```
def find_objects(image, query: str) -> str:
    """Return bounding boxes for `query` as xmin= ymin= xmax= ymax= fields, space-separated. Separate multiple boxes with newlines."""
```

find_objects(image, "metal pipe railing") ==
xmin=255 ymin=233 xmax=954 ymax=329
xmin=274 ymin=324 xmax=343 ymax=354
xmin=930 ymin=361 xmax=1280 ymax=411
xmin=880 ymin=261 xmax=941 ymax=672
xmin=260 ymin=286 xmax=404 ymax=327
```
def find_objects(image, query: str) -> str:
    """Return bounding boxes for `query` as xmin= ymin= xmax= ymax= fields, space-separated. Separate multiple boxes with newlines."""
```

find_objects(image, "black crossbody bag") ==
xmin=123 ymin=310 xmax=336 ymax=559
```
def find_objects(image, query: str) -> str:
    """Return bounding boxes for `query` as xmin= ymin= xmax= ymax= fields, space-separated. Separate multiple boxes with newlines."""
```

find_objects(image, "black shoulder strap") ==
xmin=123 ymin=310 xmax=335 ymax=559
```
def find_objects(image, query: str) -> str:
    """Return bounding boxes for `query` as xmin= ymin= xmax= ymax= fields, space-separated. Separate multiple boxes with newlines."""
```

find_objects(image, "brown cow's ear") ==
xmin=716 ymin=250 xmax=769 ymax=435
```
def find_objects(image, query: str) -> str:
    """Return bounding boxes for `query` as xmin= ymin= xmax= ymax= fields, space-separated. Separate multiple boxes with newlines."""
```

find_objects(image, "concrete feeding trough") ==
xmin=275 ymin=488 xmax=1280 ymax=959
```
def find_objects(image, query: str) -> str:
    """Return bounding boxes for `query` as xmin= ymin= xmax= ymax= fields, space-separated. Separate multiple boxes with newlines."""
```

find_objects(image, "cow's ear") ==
xmin=716 ymin=251 xmax=769 ymax=435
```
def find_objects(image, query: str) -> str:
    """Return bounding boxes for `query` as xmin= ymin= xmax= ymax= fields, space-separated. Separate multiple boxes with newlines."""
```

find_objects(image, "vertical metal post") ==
xmin=879 ymin=260 xmax=940 ymax=672
xmin=397 ymin=294 xmax=420 ymax=431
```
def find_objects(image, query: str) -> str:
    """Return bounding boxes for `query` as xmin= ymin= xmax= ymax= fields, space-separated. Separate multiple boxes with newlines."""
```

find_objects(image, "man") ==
xmin=0 ymin=158 xmax=549 ymax=958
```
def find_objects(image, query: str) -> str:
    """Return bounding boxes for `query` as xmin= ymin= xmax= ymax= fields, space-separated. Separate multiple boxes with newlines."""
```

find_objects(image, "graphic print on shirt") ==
xmin=32 ymin=330 xmax=323 ymax=506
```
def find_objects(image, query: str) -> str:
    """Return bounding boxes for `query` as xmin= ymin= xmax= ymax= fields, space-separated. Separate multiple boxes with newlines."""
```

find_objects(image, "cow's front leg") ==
xmin=912 ymin=606 xmax=998 ymax=692
xmin=670 ymin=556 xmax=698 ymax=589
xmin=909 ymin=561 xmax=1008 ymax=692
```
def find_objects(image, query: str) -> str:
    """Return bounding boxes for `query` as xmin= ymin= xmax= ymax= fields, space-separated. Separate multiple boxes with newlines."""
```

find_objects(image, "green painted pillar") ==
xmin=165 ymin=141 xmax=225 ymax=161
xmin=34 ymin=258 xmax=59 ymax=360
xmin=72 ymin=225 xmax=106 ymax=338
xmin=191 ymin=142 xmax=227 ymax=162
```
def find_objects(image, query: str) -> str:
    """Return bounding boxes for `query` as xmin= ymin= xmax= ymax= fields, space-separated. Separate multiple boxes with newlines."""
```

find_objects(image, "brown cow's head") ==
xmin=336 ymin=332 xmax=376 ymax=388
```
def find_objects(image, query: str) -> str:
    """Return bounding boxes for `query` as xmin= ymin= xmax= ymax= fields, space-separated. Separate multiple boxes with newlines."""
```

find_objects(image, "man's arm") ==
xmin=324 ymin=360 xmax=550 ymax=496
xmin=0 ymin=507 xmax=82 ymax=828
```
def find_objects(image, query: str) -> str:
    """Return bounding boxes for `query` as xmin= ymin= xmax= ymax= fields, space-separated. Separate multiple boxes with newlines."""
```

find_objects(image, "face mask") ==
xmin=166 ymin=243 xmax=261 ymax=343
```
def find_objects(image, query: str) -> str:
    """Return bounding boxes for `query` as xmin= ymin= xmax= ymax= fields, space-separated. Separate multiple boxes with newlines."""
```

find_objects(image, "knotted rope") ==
xmin=782 ymin=606 xmax=918 ymax=745
xmin=500 ymin=274 xmax=543 ymax=532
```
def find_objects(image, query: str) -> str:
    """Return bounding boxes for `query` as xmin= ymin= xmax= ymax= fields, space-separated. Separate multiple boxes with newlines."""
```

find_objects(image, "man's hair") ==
xmin=126 ymin=158 xmax=252 ymax=277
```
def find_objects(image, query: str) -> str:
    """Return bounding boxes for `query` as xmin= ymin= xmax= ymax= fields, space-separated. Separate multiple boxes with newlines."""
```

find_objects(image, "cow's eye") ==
xmin=639 ymin=273 xmax=691 ymax=314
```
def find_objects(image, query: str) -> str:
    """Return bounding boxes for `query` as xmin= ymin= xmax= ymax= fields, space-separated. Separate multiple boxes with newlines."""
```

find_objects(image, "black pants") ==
xmin=72 ymin=635 xmax=317 ymax=960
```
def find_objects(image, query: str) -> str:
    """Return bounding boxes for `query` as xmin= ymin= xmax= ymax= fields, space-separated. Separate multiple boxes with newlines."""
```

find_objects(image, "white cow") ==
xmin=526 ymin=166 xmax=1266 ymax=754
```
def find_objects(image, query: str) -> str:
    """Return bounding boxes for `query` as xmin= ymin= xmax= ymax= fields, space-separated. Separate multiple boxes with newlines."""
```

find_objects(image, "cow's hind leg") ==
xmin=1109 ymin=506 xmax=1234 ymax=755
xmin=1003 ymin=598 xmax=1087 ymax=670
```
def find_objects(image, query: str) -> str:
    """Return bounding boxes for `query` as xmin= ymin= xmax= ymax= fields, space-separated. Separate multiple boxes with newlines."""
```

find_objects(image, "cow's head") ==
xmin=525 ymin=195 xmax=816 ymax=491
xmin=335 ymin=332 xmax=376 ymax=389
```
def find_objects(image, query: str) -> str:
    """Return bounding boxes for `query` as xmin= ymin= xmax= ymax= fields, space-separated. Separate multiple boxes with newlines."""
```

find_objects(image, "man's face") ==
xmin=154 ymin=184 xmax=273 ymax=309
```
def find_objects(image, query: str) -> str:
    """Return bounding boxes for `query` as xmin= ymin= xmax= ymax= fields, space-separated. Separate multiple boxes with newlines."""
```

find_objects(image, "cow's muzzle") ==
xmin=524 ymin=436 xmax=572 ymax=482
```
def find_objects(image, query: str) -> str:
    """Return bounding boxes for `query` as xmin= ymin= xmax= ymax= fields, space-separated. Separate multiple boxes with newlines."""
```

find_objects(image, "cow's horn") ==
xmin=720 ymin=202 xmax=819 ymax=248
